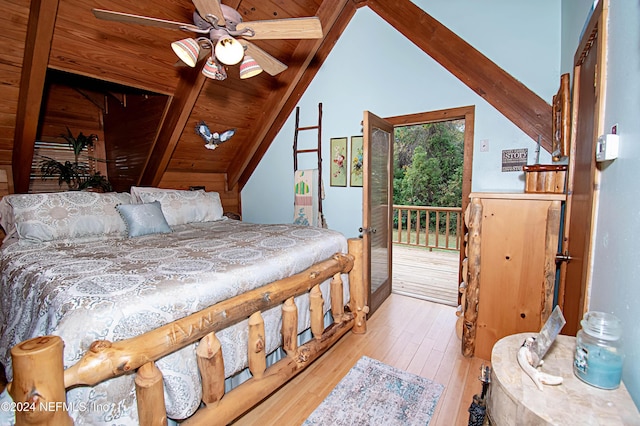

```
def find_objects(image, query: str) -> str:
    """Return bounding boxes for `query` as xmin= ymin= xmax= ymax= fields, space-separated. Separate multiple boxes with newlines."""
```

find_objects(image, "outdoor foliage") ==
xmin=393 ymin=121 xmax=464 ymax=233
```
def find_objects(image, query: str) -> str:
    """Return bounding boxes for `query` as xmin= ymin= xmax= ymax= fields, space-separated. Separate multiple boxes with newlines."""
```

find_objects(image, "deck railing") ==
xmin=393 ymin=205 xmax=462 ymax=251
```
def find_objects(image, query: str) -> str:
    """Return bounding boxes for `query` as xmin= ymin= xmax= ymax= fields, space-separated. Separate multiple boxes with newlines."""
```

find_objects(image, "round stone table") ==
xmin=488 ymin=333 xmax=640 ymax=425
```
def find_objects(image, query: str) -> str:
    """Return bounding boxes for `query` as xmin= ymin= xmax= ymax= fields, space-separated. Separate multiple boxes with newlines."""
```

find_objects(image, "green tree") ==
xmin=394 ymin=120 xmax=463 ymax=208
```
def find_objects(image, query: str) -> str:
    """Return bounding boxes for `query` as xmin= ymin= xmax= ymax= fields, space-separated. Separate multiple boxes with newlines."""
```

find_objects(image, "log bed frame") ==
xmin=6 ymin=238 xmax=366 ymax=426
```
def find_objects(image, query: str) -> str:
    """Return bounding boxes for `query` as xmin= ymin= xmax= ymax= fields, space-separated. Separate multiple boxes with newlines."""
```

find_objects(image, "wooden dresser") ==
xmin=462 ymin=192 xmax=565 ymax=360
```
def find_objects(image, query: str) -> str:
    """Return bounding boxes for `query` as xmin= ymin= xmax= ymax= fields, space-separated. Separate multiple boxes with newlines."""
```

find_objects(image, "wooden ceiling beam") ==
xmin=366 ymin=0 xmax=553 ymax=152
xmin=138 ymin=67 xmax=207 ymax=187
xmin=236 ymin=1 xmax=358 ymax=189
xmin=12 ymin=0 xmax=60 ymax=193
xmin=227 ymin=0 xmax=355 ymax=190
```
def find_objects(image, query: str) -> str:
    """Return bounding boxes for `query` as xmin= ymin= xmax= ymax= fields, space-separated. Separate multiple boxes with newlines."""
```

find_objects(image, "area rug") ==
xmin=303 ymin=356 xmax=444 ymax=425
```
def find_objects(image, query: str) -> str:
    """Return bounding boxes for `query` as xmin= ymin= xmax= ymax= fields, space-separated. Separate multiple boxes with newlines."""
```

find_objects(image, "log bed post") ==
xmin=309 ymin=285 xmax=324 ymax=339
xmin=348 ymin=238 xmax=367 ymax=334
xmin=330 ymin=273 xmax=344 ymax=322
xmin=134 ymin=361 xmax=167 ymax=426
xmin=196 ymin=332 xmax=225 ymax=405
xmin=462 ymin=198 xmax=482 ymax=357
xmin=9 ymin=336 xmax=72 ymax=425
xmin=282 ymin=298 xmax=298 ymax=356
xmin=248 ymin=312 xmax=266 ymax=379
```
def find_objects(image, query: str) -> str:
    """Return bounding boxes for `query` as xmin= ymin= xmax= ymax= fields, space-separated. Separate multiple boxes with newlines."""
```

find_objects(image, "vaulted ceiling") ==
xmin=4 ymin=0 xmax=552 ymax=195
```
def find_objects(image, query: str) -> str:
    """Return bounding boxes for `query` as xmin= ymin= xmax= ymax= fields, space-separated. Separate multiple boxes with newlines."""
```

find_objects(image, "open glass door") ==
xmin=363 ymin=111 xmax=394 ymax=316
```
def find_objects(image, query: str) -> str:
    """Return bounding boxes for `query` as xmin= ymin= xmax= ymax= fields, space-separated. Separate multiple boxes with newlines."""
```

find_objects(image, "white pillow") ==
xmin=5 ymin=191 xmax=132 ymax=243
xmin=0 ymin=196 xmax=17 ymax=242
xmin=131 ymin=187 xmax=224 ymax=226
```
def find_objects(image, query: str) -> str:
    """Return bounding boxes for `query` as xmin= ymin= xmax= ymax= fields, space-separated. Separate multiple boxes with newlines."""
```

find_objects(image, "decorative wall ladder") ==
xmin=293 ymin=102 xmax=324 ymax=226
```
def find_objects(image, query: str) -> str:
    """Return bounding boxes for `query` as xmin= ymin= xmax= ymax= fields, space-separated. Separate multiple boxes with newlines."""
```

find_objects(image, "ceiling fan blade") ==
xmin=239 ymin=40 xmax=288 ymax=76
xmin=192 ymin=0 xmax=226 ymax=26
xmin=92 ymin=9 xmax=201 ymax=32
xmin=237 ymin=17 xmax=323 ymax=40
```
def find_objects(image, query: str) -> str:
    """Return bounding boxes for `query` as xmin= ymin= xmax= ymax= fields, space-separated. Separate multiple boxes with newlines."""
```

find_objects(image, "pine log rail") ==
xmin=393 ymin=205 xmax=462 ymax=251
xmin=7 ymin=238 xmax=366 ymax=426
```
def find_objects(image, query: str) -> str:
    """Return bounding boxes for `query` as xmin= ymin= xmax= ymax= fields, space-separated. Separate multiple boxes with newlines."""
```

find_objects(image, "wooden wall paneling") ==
xmin=139 ymin=67 xmax=207 ymax=187
xmin=0 ymin=165 xmax=15 ymax=196
xmin=0 ymin=2 xmax=28 ymax=161
xmin=103 ymin=93 xmax=169 ymax=192
xmin=38 ymin=83 xmax=104 ymax=140
xmin=366 ymin=0 xmax=553 ymax=153
xmin=12 ymin=0 xmax=60 ymax=194
xmin=167 ymin=77 xmax=272 ymax=175
xmin=48 ymin=0 xmax=187 ymax=96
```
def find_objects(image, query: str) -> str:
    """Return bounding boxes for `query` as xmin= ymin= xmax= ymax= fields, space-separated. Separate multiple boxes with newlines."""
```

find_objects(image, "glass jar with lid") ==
xmin=573 ymin=311 xmax=624 ymax=389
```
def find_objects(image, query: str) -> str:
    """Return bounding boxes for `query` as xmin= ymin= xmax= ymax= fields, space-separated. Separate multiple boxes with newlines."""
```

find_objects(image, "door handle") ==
xmin=555 ymin=251 xmax=573 ymax=264
xmin=359 ymin=227 xmax=377 ymax=234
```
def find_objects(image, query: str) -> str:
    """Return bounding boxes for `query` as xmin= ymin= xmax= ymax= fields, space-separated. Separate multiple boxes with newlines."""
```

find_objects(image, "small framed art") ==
xmin=350 ymin=136 xmax=363 ymax=187
xmin=330 ymin=137 xmax=348 ymax=187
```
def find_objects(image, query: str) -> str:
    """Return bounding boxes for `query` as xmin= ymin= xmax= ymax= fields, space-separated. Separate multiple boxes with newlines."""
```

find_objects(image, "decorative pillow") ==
xmin=5 ymin=191 xmax=132 ymax=243
xmin=0 ymin=196 xmax=17 ymax=242
xmin=116 ymin=201 xmax=172 ymax=237
xmin=131 ymin=187 xmax=224 ymax=226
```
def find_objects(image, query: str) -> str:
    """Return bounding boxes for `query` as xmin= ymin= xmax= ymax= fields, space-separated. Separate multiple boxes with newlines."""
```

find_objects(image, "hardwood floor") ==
xmin=234 ymin=294 xmax=490 ymax=425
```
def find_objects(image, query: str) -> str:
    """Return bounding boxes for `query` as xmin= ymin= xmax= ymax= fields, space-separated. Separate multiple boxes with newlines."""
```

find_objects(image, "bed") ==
xmin=0 ymin=188 xmax=366 ymax=425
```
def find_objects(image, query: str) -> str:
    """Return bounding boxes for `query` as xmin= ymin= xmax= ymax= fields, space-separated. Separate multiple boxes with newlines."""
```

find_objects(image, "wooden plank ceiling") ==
xmin=4 ymin=0 xmax=551 ymax=195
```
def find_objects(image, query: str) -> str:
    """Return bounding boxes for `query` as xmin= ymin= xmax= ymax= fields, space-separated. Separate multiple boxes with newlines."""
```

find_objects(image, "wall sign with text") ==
xmin=502 ymin=148 xmax=528 ymax=172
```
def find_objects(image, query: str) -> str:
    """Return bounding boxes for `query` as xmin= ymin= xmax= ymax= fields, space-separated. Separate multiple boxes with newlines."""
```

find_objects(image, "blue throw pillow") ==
xmin=116 ymin=201 xmax=172 ymax=237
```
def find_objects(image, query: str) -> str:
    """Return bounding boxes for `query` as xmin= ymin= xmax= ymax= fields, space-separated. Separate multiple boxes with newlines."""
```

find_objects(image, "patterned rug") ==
xmin=304 ymin=356 xmax=444 ymax=425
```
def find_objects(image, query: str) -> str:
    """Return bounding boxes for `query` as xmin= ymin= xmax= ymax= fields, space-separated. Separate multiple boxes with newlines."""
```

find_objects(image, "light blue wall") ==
xmin=561 ymin=0 xmax=596 ymax=74
xmin=582 ymin=0 xmax=640 ymax=408
xmin=242 ymin=1 xmax=559 ymax=238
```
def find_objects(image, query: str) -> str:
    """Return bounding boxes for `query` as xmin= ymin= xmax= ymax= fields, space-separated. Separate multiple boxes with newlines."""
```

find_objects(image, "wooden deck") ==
xmin=392 ymin=244 xmax=460 ymax=306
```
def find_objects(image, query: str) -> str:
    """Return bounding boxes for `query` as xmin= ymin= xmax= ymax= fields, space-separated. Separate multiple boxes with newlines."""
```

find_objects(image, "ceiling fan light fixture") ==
xmin=171 ymin=38 xmax=200 ymax=67
xmin=202 ymin=58 xmax=227 ymax=81
xmin=239 ymin=55 xmax=263 ymax=79
xmin=214 ymin=36 xmax=244 ymax=66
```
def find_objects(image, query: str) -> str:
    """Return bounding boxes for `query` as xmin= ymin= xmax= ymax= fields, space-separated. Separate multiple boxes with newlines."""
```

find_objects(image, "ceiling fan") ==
xmin=92 ymin=0 xmax=323 ymax=81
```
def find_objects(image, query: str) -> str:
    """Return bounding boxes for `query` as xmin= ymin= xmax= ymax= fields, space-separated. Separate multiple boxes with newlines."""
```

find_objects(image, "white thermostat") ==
xmin=596 ymin=134 xmax=619 ymax=162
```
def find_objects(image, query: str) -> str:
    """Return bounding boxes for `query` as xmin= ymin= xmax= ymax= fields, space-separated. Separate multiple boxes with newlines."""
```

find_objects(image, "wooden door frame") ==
xmin=386 ymin=105 xmax=475 ymax=293
xmin=558 ymin=1 xmax=608 ymax=333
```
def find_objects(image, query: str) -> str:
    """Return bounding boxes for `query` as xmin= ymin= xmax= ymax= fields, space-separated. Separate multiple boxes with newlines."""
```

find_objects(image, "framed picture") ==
xmin=330 ymin=137 xmax=348 ymax=187
xmin=350 ymin=136 xmax=363 ymax=187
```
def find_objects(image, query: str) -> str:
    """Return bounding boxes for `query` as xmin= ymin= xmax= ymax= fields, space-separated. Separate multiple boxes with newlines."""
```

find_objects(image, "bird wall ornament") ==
xmin=195 ymin=121 xmax=236 ymax=150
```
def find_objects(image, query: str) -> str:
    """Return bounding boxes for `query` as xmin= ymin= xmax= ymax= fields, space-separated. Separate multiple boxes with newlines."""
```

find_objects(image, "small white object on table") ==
xmin=488 ymin=333 xmax=640 ymax=425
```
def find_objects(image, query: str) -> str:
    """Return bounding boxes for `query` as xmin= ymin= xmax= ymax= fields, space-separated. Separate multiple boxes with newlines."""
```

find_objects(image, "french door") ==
xmin=362 ymin=111 xmax=394 ymax=316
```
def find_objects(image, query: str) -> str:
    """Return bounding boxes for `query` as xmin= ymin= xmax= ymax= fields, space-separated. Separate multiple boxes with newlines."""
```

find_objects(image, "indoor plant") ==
xmin=40 ymin=127 xmax=113 ymax=192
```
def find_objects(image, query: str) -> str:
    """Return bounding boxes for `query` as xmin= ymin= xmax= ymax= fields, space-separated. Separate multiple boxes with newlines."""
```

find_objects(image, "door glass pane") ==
xmin=371 ymin=127 xmax=390 ymax=294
